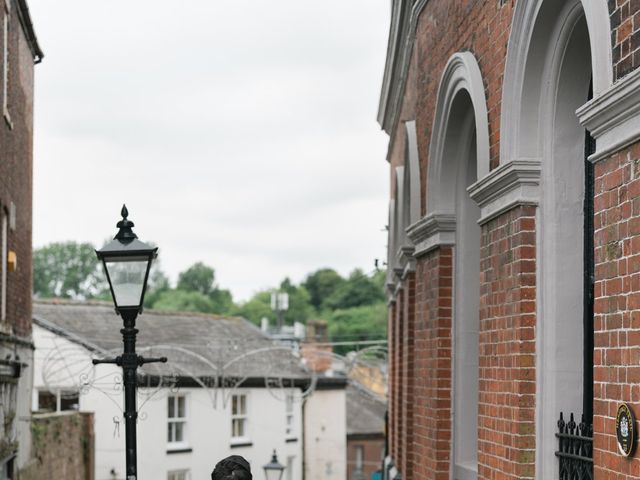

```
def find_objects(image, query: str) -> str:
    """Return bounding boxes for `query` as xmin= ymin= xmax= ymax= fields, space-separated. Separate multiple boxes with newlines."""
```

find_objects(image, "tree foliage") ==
xmin=151 ymin=289 xmax=217 ymax=314
xmin=328 ymin=302 xmax=387 ymax=355
xmin=33 ymin=241 xmax=388 ymax=352
xmin=302 ymin=268 xmax=344 ymax=310
xmin=33 ymin=242 xmax=106 ymax=299
xmin=177 ymin=262 xmax=215 ymax=296
xmin=322 ymin=268 xmax=385 ymax=310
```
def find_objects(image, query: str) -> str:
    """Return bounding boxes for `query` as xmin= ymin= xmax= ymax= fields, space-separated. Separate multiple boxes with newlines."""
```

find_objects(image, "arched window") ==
xmin=500 ymin=0 xmax=611 ymax=477
xmin=426 ymin=52 xmax=489 ymax=479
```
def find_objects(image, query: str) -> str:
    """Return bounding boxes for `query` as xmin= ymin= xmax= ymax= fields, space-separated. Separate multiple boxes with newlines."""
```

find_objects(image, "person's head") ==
xmin=211 ymin=455 xmax=252 ymax=480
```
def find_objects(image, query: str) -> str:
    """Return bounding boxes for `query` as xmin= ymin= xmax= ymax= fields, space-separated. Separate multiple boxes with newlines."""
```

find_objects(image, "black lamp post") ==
xmin=263 ymin=450 xmax=285 ymax=480
xmin=93 ymin=205 xmax=167 ymax=480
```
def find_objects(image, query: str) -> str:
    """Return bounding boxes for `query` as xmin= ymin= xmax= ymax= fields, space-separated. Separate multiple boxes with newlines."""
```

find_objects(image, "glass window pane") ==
xmin=240 ymin=395 xmax=246 ymax=414
xmin=232 ymin=395 xmax=237 ymax=415
xmin=168 ymin=397 xmax=175 ymax=418
xmin=168 ymin=423 xmax=173 ymax=442
xmin=60 ymin=391 xmax=79 ymax=411
xmin=105 ymin=259 xmax=148 ymax=307
xmin=175 ymin=422 xmax=184 ymax=442
xmin=178 ymin=396 xmax=185 ymax=418
xmin=37 ymin=390 xmax=56 ymax=412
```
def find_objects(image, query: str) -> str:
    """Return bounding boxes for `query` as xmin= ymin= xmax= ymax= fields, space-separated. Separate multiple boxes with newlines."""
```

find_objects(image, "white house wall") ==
xmin=32 ymin=325 xmax=305 ymax=480
xmin=304 ymin=388 xmax=347 ymax=480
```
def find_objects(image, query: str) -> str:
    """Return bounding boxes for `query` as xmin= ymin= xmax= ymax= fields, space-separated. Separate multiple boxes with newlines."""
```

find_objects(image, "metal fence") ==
xmin=555 ymin=412 xmax=593 ymax=480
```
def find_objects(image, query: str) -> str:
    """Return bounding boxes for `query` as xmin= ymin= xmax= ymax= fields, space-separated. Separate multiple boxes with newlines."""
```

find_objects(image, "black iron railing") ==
xmin=555 ymin=412 xmax=593 ymax=480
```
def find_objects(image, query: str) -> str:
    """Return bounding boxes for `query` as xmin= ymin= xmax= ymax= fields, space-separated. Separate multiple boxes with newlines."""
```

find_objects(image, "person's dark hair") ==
xmin=212 ymin=455 xmax=252 ymax=480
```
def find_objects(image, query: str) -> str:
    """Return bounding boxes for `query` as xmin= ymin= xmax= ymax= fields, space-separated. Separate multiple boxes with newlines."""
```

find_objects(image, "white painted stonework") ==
xmin=577 ymin=67 xmax=640 ymax=163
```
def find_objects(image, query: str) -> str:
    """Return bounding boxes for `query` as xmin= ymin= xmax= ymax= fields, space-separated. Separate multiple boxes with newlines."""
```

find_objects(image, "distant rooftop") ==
xmin=33 ymin=299 xmax=309 ymax=382
xmin=346 ymin=382 xmax=386 ymax=437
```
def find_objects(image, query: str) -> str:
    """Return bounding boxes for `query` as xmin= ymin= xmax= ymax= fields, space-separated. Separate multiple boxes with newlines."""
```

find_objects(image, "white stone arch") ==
xmin=426 ymin=52 xmax=490 ymax=217
xmin=394 ymin=166 xmax=407 ymax=250
xmin=500 ymin=0 xmax=612 ymax=165
xmin=420 ymin=52 xmax=486 ymax=480
xmin=404 ymin=120 xmax=422 ymax=226
xmin=386 ymin=199 xmax=397 ymax=293
xmin=499 ymin=1 xmax=603 ymax=478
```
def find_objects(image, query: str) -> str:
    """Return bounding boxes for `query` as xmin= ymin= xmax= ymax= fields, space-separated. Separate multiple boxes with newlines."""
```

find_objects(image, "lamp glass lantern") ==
xmin=263 ymin=450 xmax=285 ymax=480
xmin=96 ymin=205 xmax=157 ymax=312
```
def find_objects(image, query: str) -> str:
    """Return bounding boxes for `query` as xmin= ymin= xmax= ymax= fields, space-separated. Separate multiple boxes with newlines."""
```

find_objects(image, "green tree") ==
xmin=233 ymin=291 xmax=275 ymax=325
xmin=33 ymin=241 xmax=106 ymax=299
xmin=327 ymin=302 xmax=387 ymax=355
xmin=177 ymin=262 xmax=215 ymax=296
xmin=302 ymin=268 xmax=344 ymax=310
xmin=143 ymin=265 xmax=171 ymax=308
xmin=209 ymin=288 xmax=234 ymax=314
xmin=323 ymin=268 xmax=385 ymax=310
xmin=280 ymin=278 xmax=315 ymax=324
xmin=151 ymin=289 xmax=216 ymax=313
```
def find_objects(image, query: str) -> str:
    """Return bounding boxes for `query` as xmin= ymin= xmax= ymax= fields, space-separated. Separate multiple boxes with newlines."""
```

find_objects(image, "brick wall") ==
xmin=347 ymin=436 xmax=385 ymax=480
xmin=412 ymin=247 xmax=452 ymax=480
xmin=592 ymin=141 xmax=640 ymax=479
xmin=478 ymin=206 xmax=537 ymax=479
xmin=0 ymin=1 xmax=35 ymax=338
xmin=394 ymin=292 xmax=404 ymax=465
xmin=387 ymin=302 xmax=396 ymax=460
xmin=19 ymin=412 xmax=95 ymax=480
xmin=383 ymin=0 xmax=640 ymax=478
xmin=386 ymin=0 xmax=516 ymax=189
xmin=610 ymin=0 xmax=640 ymax=80
xmin=400 ymin=273 xmax=415 ymax=479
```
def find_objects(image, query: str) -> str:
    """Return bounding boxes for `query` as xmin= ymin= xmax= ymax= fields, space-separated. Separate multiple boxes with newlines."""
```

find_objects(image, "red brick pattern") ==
xmin=610 ymin=0 xmax=640 ymax=80
xmin=400 ymin=273 xmax=416 ymax=479
xmin=395 ymin=292 xmax=405 ymax=466
xmin=386 ymin=0 xmax=516 ymax=194
xmin=388 ymin=302 xmax=396 ymax=460
xmin=592 ymin=141 xmax=640 ymax=479
xmin=477 ymin=206 xmax=537 ymax=479
xmin=412 ymin=247 xmax=453 ymax=480
xmin=346 ymin=436 xmax=385 ymax=480
xmin=0 ymin=4 xmax=34 ymax=338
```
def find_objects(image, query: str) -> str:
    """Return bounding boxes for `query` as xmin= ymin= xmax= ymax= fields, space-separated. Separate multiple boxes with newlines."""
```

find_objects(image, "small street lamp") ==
xmin=263 ymin=450 xmax=285 ymax=480
xmin=93 ymin=205 xmax=167 ymax=480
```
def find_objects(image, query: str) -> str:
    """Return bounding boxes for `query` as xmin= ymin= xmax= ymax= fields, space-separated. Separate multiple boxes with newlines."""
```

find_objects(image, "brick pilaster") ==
xmin=412 ymin=247 xmax=453 ymax=480
xmin=477 ymin=206 xmax=537 ymax=479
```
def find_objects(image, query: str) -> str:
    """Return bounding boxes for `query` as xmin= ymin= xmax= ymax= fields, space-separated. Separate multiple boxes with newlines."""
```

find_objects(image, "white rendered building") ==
xmin=31 ymin=300 xmax=314 ymax=480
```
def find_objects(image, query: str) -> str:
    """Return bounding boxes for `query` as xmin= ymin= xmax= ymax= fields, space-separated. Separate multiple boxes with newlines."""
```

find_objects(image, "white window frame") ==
xmin=36 ymin=388 xmax=80 ymax=413
xmin=230 ymin=393 xmax=249 ymax=443
xmin=286 ymin=456 xmax=295 ymax=480
xmin=1 ymin=210 xmax=7 ymax=323
xmin=285 ymin=391 xmax=295 ymax=438
xmin=167 ymin=469 xmax=190 ymax=480
xmin=167 ymin=394 xmax=188 ymax=449
xmin=355 ymin=445 xmax=364 ymax=470
xmin=2 ymin=0 xmax=10 ymax=127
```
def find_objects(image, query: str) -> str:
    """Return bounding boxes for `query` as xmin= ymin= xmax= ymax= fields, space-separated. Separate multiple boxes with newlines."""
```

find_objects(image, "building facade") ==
xmin=32 ymin=300 xmax=331 ymax=480
xmin=346 ymin=383 xmax=385 ymax=480
xmin=380 ymin=1 xmax=640 ymax=479
xmin=0 ymin=0 xmax=41 ymax=477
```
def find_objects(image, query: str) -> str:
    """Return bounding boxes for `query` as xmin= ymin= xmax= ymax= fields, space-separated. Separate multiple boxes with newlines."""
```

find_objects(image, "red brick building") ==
xmin=0 ymin=0 xmax=41 ymax=477
xmin=379 ymin=1 xmax=640 ymax=479
xmin=347 ymin=383 xmax=386 ymax=480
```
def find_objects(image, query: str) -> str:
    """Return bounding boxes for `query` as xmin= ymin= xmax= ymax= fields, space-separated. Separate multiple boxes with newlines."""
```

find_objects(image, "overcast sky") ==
xmin=28 ymin=1 xmax=391 ymax=302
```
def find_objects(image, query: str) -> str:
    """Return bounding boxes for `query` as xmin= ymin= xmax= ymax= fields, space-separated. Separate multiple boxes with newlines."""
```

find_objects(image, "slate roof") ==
xmin=346 ymin=381 xmax=386 ymax=437
xmin=33 ymin=300 xmax=310 ymax=382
